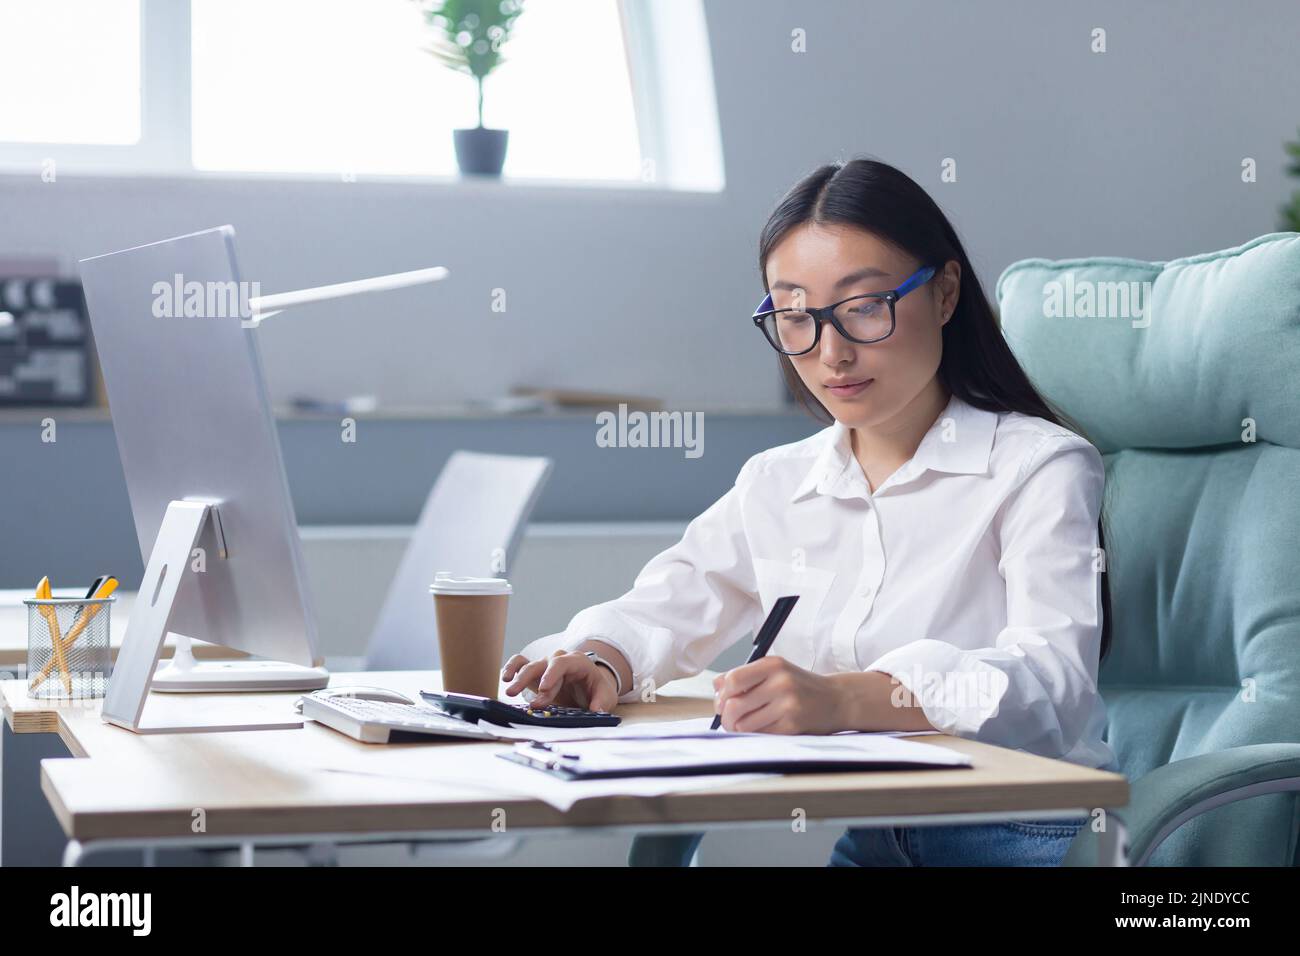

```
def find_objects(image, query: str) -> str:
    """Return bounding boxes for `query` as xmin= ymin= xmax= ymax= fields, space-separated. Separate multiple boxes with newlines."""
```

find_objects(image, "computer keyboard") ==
xmin=300 ymin=694 xmax=501 ymax=744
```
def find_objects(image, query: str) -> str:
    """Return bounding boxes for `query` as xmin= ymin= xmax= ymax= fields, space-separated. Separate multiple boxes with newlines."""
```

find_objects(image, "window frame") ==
xmin=0 ymin=0 xmax=189 ymax=172
xmin=0 ymin=0 xmax=723 ymax=192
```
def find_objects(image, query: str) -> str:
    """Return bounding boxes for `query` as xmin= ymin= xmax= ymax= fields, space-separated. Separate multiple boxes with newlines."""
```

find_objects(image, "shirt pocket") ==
xmin=751 ymin=558 xmax=836 ymax=670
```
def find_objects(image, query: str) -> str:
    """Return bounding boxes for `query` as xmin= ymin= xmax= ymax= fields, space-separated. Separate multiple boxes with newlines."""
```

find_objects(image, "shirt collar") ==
xmin=790 ymin=392 xmax=999 ymax=503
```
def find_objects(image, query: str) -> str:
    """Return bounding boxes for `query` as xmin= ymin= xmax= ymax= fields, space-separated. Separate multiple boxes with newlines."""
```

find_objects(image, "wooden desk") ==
xmin=0 ymin=590 xmax=246 ymax=670
xmin=1 ymin=670 xmax=1130 ymax=865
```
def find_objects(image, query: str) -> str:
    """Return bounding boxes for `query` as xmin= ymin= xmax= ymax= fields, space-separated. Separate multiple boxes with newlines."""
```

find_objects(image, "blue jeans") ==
xmin=827 ymin=816 xmax=1090 ymax=867
xmin=628 ymin=816 xmax=1088 ymax=866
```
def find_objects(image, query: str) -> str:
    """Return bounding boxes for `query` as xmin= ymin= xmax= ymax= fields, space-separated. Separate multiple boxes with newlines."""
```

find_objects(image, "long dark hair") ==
xmin=758 ymin=158 xmax=1113 ymax=661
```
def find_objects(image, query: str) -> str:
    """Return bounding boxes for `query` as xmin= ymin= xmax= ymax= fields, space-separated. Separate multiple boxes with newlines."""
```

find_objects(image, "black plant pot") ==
xmin=453 ymin=127 xmax=509 ymax=177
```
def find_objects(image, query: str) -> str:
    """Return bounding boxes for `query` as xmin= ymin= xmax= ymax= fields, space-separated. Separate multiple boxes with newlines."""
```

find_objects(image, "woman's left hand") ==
xmin=712 ymin=656 xmax=848 ymax=735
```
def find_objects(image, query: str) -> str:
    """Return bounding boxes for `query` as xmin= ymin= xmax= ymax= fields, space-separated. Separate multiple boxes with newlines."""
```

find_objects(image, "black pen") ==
xmin=711 ymin=595 xmax=800 ymax=731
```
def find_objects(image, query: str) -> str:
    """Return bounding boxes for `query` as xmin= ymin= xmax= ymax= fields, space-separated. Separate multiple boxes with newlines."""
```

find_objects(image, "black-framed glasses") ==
xmin=751 ymin=265 xmax=937 ymax=355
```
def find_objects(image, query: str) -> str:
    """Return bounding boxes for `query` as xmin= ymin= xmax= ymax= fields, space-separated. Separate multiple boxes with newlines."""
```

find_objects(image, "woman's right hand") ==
xmin=502 ymin=647 xmax=622 ymax=713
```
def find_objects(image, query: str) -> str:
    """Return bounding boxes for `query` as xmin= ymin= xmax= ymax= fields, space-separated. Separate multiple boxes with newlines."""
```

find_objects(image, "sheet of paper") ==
xmin=317 ymin=747 xmax=771 ymax=812
xmin=486 ymin=716 xmax=943 ymax=743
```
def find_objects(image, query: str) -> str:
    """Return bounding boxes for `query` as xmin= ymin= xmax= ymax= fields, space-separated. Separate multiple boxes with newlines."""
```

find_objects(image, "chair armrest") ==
xmin=628 ymin=832 xmax=704 ymax=867
xmin=1063 ymin=742 xmax=1300 ymax=866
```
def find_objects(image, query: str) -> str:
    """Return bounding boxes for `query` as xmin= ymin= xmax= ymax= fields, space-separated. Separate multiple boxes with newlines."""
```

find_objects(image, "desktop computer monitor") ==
xmin=79 ymin=226 xmax=325 ymax=733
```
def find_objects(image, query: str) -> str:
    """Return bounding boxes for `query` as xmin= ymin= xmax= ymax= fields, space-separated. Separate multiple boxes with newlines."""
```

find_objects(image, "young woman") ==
xmin=502 ymin=158 xmax=1115 ymax=867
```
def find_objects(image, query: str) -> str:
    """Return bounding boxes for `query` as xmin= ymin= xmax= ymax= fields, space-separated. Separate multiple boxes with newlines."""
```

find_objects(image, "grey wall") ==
xmin=0 ymin=412 xmax=819 ymax=587
xmin=1 ymin=0 xmax=1296 ymax=409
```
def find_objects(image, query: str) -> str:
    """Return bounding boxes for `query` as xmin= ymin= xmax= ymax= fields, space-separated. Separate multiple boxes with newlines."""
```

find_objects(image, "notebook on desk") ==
xmin=501 ymin=732 xmax=973 ymax=780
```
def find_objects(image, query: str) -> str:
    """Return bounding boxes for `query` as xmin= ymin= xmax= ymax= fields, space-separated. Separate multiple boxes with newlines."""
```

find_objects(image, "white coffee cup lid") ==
xmin=429 ymin=572 xmax=512 ymax=596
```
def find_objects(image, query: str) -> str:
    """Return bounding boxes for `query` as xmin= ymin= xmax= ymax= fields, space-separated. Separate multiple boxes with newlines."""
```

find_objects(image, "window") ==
xmin=0 ymin=0 xmax=141 ymax=144
xmin=0 ymin=0 xmax=724 ymax=190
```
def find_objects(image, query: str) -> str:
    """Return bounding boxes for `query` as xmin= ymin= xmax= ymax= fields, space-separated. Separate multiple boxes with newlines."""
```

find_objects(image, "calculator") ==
xmin=419 ymin=691 xmax=621 ymax=728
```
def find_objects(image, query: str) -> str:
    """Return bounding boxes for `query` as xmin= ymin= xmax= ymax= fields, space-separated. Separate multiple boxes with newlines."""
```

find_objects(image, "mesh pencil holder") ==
xmin=25 ymin=596 xmax=115 ymax=699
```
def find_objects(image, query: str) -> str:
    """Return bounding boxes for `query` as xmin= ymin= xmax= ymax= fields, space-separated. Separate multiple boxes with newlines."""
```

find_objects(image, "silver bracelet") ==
xmin=583 ymin=650 xmax=624 ymax=697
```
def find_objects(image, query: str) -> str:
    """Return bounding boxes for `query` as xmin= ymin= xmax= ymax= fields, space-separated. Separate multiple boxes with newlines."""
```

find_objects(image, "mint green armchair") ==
xmin=996 ymin=232 xmax=1300 ymax=866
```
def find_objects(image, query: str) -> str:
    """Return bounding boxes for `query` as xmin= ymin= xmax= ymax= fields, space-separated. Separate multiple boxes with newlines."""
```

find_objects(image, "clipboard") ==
xmin=499 ymin=734 xmax=972 ymax=781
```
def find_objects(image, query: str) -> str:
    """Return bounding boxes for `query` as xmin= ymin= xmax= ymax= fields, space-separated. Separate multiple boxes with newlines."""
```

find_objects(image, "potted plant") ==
xmin=416 ymin=0 xmax=524 ymax=177
xmin=1282 ymin=127 xmax=1300 ymax=232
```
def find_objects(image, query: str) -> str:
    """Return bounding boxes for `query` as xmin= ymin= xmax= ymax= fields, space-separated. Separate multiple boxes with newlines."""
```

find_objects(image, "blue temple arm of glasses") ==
xmin=755 ymin=266 xmax=933 ymax=316
xmin=895 ymin=265 xmax=936 ymax=298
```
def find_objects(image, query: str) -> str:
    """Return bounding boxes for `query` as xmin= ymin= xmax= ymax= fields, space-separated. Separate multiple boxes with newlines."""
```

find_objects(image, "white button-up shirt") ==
xmin=522 ymin=392 xmax=1117 ymax=771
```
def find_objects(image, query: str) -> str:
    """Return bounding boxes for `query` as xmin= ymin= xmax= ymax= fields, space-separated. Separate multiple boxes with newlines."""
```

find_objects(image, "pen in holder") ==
xmin=26 ymin=596 xmax=115 ymax=699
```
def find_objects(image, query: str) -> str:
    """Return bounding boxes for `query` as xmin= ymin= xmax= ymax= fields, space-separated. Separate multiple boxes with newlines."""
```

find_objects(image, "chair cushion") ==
xmin=996 ymin=232 xmax=1300 ymax=455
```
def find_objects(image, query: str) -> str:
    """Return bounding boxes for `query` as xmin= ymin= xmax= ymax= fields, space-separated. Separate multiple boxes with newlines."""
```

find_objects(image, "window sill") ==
xmin=0 ymin=164 xmax=726 ymax=200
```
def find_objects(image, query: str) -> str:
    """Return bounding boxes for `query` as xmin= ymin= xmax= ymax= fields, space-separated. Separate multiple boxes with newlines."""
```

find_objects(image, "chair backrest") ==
xmin=365 ymin=450 xmax=552 ymax=670
xmin=997 ymin=233 xmax=1300 ymax=865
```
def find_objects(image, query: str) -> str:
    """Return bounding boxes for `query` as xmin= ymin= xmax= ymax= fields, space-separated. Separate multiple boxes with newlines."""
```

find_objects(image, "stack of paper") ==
xmin=318 ymin=748 xmax=771 ymax=812
xmin=316 ymin=726 xmax=967 ymax=811
xmin=503 ymin=732 xmax=972 ymax=780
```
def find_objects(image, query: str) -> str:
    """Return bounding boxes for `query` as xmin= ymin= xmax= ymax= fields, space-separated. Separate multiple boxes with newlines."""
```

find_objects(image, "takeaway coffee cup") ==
xmin=429 ymin=573 xmax=512 ymax=699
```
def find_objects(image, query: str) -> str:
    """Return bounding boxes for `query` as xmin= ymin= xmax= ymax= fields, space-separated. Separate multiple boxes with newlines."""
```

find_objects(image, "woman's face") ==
xmin=763 ymin=223 xmax=958 ymax=430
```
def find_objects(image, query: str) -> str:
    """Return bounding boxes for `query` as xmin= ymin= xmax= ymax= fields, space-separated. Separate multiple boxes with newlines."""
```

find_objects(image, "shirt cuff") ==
xmin=519 ymin=606 xmax=661 ymax=705
xmin=863 ymin=639 xmax=1010 ymax=739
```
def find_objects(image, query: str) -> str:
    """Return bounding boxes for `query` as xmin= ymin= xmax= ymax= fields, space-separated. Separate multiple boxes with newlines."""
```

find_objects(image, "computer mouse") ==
xmin=293 ymin=685 xmax=416 ymax=712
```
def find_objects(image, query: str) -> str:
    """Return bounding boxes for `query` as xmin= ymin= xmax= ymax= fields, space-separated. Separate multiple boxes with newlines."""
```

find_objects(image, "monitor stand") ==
xmin=151 ymin=634 xmax=329 ymax=693
xmin=101 ymin=499 xmax=325 ymax=734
